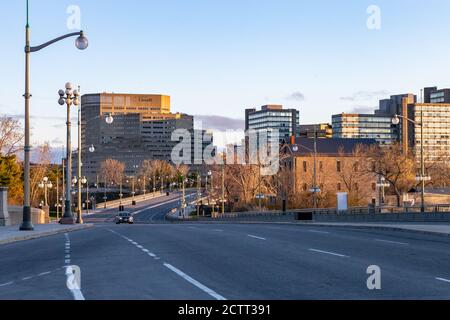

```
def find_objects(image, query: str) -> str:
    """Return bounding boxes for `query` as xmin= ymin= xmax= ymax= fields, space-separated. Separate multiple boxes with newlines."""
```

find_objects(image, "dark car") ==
xmin=115 ymin=212 xmax=134 ymax=224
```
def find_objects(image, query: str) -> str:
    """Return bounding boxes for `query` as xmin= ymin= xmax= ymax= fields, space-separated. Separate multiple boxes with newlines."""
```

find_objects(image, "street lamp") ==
xmin=58 ymin=82 xmax=80 ymax=224
xmin=89 ymin=145 xmax=95 ymax=153
xmin=38 ymin=177 xmax=53 ymax=208
xmin=392 ymin=112 xmax=429 ymax=212
xmin=20 ymin=0 xmax=88 ymax=231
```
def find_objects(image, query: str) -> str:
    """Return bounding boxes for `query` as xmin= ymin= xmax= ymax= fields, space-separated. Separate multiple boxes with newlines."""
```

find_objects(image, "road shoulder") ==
xmin=0 ymin=224 xmax=94 ymax=245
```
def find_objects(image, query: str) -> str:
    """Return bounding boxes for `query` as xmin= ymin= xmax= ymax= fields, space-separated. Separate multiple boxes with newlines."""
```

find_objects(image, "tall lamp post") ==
xmin=20 ymin=0 xmax=88 ymax=231
xmin=392 ymin=113 xmax=430 ymax=212
xmin=58 ymin=83 xmax=81 ymax=224
xmin=38 ymin=177 xmax=53 ymax=214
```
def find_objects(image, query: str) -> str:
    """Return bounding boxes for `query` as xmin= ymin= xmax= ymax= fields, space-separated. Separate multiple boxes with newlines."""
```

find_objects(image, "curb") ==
xmin=0 ymin=224 xmax=94 ymax=245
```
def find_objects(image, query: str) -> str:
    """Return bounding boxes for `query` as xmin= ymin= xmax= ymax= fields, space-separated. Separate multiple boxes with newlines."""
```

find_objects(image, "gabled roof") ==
xmin=282 ymin=138 xmax=377 ymax=157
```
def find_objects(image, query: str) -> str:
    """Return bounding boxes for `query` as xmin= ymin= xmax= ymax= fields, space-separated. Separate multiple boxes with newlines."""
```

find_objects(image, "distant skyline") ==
xmin=1 ymin=0 xmax=450 ymax=149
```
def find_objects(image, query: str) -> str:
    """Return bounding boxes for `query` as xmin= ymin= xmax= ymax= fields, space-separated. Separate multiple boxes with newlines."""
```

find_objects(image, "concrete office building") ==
xmin=78 ymin=93 xmax=213 ymax=181
xmin=245 ymin=105 xmax=300 ymax=144
xmin=403 ymin=102 xmax=450 ymax=162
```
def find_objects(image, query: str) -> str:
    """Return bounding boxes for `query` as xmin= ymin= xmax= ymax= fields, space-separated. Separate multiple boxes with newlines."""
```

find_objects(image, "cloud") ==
xmin=285 ymin=91 xmax=305 ymax=101
xmin=340 ymin=90 xmax=389 ymax=102
xmin=347 ymin=105 xmax=376 ymax=114
xmin=194 ymin=115 xmax=245 ymax=131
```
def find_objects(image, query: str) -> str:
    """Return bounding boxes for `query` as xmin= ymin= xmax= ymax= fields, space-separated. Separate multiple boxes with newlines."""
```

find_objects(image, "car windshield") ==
xmin=119 ymin=213 xmax=130 ymax=217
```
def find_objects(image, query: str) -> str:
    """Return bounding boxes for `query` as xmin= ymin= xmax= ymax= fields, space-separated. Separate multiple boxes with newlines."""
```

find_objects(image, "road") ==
xmin=83 ymin=191 xmax=197 ymax=223
xmin=1 ymin=194 xmax=450 ymax=300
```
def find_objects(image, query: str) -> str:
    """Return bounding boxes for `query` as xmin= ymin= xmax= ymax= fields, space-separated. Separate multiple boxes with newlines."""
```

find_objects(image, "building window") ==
xmin=303 ymin=161 xmax=307 ymax=172
xmin=319 ymin=161 xmax=323 ymax=172
xmin=337 ymin=183 xmax=341 ymax=191
xmin=302 ymin=184 xmax=308 ymax=191
xmin=337 ymin=160 xmax=341 ymax=173
xmin=372 ymin=183 xmax=376 ymax=191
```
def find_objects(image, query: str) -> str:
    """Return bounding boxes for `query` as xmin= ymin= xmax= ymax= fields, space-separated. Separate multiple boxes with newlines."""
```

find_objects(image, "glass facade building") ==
xmin=245 ymin=105 xmax=300 ymax=143
xmin=332 ymin=113 xmax=398 ymax=145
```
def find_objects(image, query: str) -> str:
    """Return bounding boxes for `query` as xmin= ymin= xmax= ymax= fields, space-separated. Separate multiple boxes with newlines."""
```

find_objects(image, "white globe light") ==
xmin=65 ymin=82 xmax=73 ymax=90
xmin=58 ymin=89 xmax=65 ymax=96
xmin=292 ymin=145 xmax=299 ymax=152
xmin=58 ymin=98 xmax=65 ymax=106
xmin=106 ymin=114 xmax=114 ymax=124
xmin=72 ymin=177 xmax=78 ymax=184
xmin=48 ymin=182 xmax=53 ymax=189
xmin=392 ymin=115 xmax=400 ymax=126
xmin=89 ymin=145 xmax=95 ymax=153
xmin=43 ymin=177 xmax=49 ymax=183
xmin=75 ymin=33 xmax=89 ymax=50
xmin=73 ymin=98 xmax=80 ymax=106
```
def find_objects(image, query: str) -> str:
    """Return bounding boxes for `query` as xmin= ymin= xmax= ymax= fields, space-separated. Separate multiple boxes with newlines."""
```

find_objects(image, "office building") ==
xmin=79 ymin=93 xmax=213 ymax=180
xmin=245 ymin=105 xmax=300 ymax=144
xmin=299 ymin=123 xmax=333 ymax=139
xmin=332 ymin=113 xmax=398 ymax=145
xmin=403 ymin=102 xmax=450 ymax=162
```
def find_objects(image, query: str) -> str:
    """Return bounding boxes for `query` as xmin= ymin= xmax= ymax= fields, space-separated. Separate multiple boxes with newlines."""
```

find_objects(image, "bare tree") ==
xmin=363 ymin=143 xmax=416 ymax=207
xmin=100 ymin=159 xmax=125 ymax=186
xmin=0 ymin=116 xmax=24 ymax=156
xmin=337 ymin=145 xmax=374 ymax=207
xmin=30 ymin=143 xmax=52 ymax=207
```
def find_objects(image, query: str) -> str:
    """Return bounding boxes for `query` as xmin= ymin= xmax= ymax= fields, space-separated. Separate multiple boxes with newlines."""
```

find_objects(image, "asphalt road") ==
xmin=1 ymin=217 xmax=450 ymax=300
xmin=83 ymin=191 xmax=197 ymax=223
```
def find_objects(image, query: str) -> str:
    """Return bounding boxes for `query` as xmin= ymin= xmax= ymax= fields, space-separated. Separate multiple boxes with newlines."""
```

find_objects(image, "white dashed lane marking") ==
xmin=0 ymin=282 xmax=13 ymax=287
xmin=375 ymin=239 xmax=409 ymax=246
xmin=308 ymin=249 xmax=349 ymax=258
xmin=248 ymin=235 xmax=266 ymax=241
xmin=436 ymin=277 xmax=450 ymax=283
xmin=164 ymin=263 xmax=227 ymax=301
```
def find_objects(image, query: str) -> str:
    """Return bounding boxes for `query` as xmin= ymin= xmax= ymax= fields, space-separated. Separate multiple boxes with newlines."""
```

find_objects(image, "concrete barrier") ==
xmin=313 ymin=212 xmax=450 ymax=223
xmin=7 ymin=206 xmax=49 ymax=226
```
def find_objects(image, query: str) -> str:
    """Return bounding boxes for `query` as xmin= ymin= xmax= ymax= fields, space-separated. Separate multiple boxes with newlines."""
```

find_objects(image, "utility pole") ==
xmin=56 ymin=169 xmax=59 ymax=221
xmin=222 ymin=156 xmax=225 ymax=215
xmin=181 ymin=177 xmax=186 ymax=218
xmin=62 ymin=158 xmax=65 ymax=215
xmin=76 ymin=85 xmax=83 ymax=224
xmin=104 ymin=176 xmax=107 ymax=209
xmin=313 ymin=125 xmax=318 ymax=212
xmin=197 ymin=173 xmax=201 ymax=218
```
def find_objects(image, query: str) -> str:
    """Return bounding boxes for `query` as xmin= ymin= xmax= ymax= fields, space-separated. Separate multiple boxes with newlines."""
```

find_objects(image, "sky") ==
xmin=1 ymin=0 xmax=450 ymax=153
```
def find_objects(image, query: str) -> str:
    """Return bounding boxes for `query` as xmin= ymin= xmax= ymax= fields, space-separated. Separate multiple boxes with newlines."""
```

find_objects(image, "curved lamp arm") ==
xmin=393 ymin=114 xmax=422 ymax=126
xmin=26 ymin=31 xmax=83 ymax=53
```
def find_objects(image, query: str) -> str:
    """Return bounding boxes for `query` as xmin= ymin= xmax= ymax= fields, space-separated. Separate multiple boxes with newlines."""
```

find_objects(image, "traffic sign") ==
xmin=310 ymin=188 xmax=321 ymax=193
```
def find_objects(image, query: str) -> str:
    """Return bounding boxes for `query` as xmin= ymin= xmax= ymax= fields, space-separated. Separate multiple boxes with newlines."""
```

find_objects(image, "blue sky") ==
xmin=1 ymin=0 xmax=450 ymax=149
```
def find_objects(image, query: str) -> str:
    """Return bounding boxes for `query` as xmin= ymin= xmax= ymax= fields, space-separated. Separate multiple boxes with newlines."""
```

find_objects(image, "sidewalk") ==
xmin=306 ymin=222 xmax=450 ymax=236
xmin=0 ymin=223 xmax=94 ymax=245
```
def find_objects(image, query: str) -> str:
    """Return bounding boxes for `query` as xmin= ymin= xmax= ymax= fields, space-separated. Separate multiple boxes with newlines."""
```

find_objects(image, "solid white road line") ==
xmin=375 ymin=239 xmax=409 ymax=246
xmin=248 ymin=235 xmax=266 ymax=241
xmin=164 ymin=263 xmax=226 ymax=301
xmin=0 ymin=282 xmax=13 ymax=287
xmin=22 ymin=276 xmax=33 ymax=281
xmin=213 ymin=229 xmax=224 ymax=232
xmin=436 ymin=277 xmax=450 ymax=283
xmin=308 ymin=249 xmax=349 ymax=258
xmin=38 ymin=271 xmax=51 ymax=276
